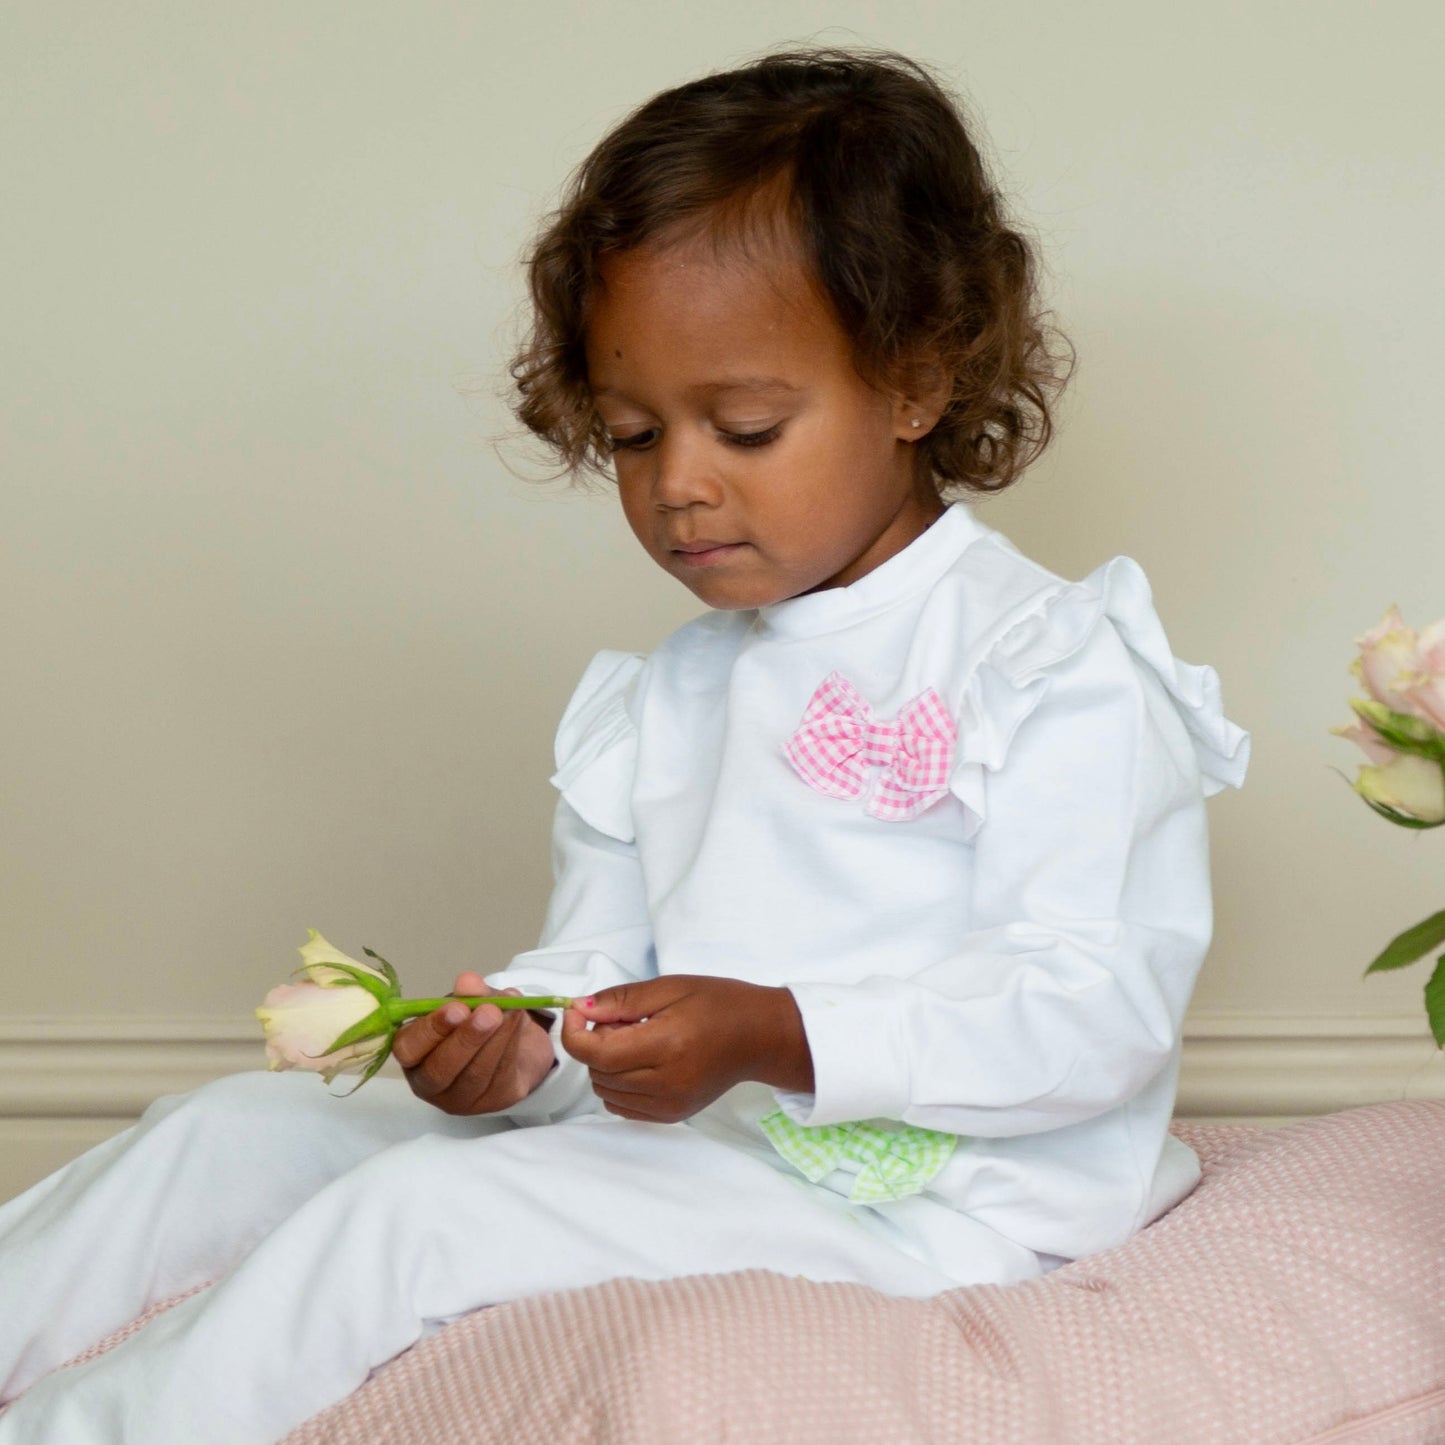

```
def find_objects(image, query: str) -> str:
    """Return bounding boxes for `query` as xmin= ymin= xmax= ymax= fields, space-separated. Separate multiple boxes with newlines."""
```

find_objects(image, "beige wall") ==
xmin=4 ymin=1 xmax=1443 ymax=1198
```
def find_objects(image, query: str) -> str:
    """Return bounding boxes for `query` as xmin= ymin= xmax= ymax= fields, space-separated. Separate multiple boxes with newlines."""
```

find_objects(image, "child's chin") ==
xmin=674 ymin=573 xmax=789 ymax=612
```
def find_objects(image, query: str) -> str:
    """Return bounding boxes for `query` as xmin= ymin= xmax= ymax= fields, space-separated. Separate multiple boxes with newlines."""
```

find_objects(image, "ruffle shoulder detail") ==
xmin=548 ymin=649 xmax=647 ymax=844
xmin=947 ymin=554 xmax=1251 ymax=840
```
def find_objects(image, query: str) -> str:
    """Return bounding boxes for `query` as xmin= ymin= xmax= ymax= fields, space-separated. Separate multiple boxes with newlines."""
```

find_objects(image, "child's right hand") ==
xmin=392 ymin=973 xmax=557 ymax=1115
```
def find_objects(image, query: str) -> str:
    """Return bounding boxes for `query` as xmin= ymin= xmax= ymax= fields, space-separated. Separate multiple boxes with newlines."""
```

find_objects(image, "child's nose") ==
xmin=649 ymin=428 xmax=725 ymax=510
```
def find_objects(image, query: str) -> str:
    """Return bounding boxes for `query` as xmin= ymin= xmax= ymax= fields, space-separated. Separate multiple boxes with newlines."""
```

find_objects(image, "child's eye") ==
xmin=606 ymin=425 xmax=782 ymax=454
xmin=722 ymin=425 xmax=782 ymax=448
xmin=608 ymin=430 xmax=658 ymax=452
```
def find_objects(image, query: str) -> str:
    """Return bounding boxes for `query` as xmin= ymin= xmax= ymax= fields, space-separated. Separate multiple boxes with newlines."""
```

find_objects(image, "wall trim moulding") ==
xmin=1177 ymin=1012 xmax=1444 ymax=1118
xmin=0 ymin=1012 xmax=1441 ymax=1122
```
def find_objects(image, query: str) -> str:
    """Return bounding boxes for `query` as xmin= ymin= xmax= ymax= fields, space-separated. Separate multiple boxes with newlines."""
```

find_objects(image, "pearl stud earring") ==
xmin=910 ymin=419 xmax=922 ymax=428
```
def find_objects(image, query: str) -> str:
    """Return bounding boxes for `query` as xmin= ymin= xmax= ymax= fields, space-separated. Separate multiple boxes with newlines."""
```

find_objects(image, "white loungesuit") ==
xmin=0 ymin=501 xmax=1251 ymax=1444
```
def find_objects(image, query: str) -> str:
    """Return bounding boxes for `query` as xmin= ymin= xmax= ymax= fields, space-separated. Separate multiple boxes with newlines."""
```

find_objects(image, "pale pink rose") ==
xmin=1354 ymin=751 xmax=1445 ymax=825
xmin=255 ymin=979 xmax=387 ymax=1082
xmin=1402 ymin=617 xmax=1445 ymax=732
xmin=1353 ymin=605 xmax=1426 ymax=715
xmin=1329 ymin=717 xmax=1400 ymax=766
xmin=255 ymin=931 xmax=395 ymax=1084
xmin=255 ymin=931 xmax=568 ymax=1093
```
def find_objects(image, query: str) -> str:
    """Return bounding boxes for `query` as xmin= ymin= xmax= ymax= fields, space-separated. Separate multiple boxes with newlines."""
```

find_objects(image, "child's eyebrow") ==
xmin=691 ymin=376 xmax=802 ymax=395
xmin=592 ymin=376 xmax=802 ymax=399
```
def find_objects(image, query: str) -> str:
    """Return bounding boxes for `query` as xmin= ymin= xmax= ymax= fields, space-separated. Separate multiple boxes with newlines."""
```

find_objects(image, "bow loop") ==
xmin=759 ymin=1109 xmax=959 ymax=1204
xmin=787 ymin=673 xmax=872 ymax=800
xmin=785 ymin=672 xmax=958 ymax=820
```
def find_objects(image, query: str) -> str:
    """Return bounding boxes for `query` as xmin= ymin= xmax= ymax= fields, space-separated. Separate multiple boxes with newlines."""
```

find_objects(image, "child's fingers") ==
xmin=580 ymin=979 xmax=683 ymax=1025
xmin=560 ymin=1006 xmax=658 ymax=1071
xmin=393 ymin=1002 xmax=470 ymax=1069
xmin=592 ymin=1087 xmax=668 ymax=1122
xmin=393 ymin=976 xmax=495 ymax=1071
xmin=559 ymin=1004 xmax=616 ymax=1065
xmin=405 ymin=1003 xmax=509 ymax=1097
xmin=426 ymin=1006 xmax=523 ymax=1113
xmin=586 ymin=1062 xmax=662 ymax=1096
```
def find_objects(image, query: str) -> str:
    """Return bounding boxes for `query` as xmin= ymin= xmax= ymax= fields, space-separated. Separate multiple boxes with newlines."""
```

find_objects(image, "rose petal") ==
xmin=1418 ymin=619 xmax=1445 ymax=675
xmin=1354 ymin=752 xmax=1445 ymax=824
xmin=1403 ymin=676 xmax=1445 ymax=733
xmin=1356 ymin=607 xmax=1425 ymax=714
xmin=297 ymin=929 xmax=389 ymax=988
xmin=255 ymin=979 xmax=385 ymax=1078
xmin=1330 ymin=719 xmax=1400 ymax=767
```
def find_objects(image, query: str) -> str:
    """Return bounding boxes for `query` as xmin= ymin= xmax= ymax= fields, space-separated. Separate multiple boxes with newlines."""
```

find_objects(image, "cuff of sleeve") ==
xmin=774 ymin=980 xmax=912 ymax=1127
xmin=502 ymin=1016 xmax=597 ymax=1125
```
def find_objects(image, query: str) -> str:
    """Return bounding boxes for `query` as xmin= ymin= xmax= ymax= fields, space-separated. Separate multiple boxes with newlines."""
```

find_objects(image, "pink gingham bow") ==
xmin=784 ymin=671 xmax=958 ymax=821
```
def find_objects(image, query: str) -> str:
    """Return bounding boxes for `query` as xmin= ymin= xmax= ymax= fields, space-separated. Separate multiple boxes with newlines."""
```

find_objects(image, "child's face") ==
xmin=584 ymin=236 xmax=944 ymax=611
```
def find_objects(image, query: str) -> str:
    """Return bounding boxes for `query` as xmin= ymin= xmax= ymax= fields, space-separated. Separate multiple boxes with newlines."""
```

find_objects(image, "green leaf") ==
xmin=362 ymin=946 xmax=401 ymax=990
xmin=1357 ymin=795 xmax=1445 ymax=831
xmin=334 ymin=1036 xmax=394 ymax=1096
xmin=298 ymin=961 xmax=393 ymax=1002
xmin=1365 ymin=910 xmax=1445 ymax=974
xmin=323 ymin=1007 xmax=392 ymax=1052
xmin=1426 ymin=957 xmax=1445 ymax=1051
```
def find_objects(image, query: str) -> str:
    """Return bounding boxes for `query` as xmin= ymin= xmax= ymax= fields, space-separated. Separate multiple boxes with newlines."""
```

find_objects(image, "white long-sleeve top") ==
xmin=486 ymin=501 xmax=1251 ymax=1263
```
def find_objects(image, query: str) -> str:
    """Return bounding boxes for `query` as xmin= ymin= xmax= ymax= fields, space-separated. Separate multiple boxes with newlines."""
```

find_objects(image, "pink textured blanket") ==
xmin=53 ymin=1101 xmax=1445 ymax=1442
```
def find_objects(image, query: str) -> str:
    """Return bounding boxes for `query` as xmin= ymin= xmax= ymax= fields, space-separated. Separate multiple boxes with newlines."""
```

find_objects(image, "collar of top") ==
xmin=755 ymin=501 xmax=992 ymax=640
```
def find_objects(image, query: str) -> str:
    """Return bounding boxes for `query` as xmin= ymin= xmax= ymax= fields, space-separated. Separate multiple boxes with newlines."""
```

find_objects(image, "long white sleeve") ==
xmin=774 ymin=612 xmax=1218 ymax=1137
xmin=483 ymin=651 xmax=656 ymax=1124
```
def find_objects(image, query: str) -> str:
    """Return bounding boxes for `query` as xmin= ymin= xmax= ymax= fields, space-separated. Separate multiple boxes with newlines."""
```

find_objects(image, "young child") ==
xmin=0 ymin=47 xmax=1250 ymax=1444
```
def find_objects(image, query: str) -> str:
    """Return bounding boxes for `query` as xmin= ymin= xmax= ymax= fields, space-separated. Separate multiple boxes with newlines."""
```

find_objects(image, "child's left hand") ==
xmin=559 ymin=976 xmax=814 ymax=1122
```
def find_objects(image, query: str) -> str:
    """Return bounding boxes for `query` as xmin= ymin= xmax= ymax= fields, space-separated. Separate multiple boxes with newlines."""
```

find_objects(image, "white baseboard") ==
xmin=1177 ymin=1011 xmax=1445 ymax=1117
xmin=1 ymin=1012 xmax=1441 ymax=1203
xmin=0 ymin=1017 xmax=266 ymax=1119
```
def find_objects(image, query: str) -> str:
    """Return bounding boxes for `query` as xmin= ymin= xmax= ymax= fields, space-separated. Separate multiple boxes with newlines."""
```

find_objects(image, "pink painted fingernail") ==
xmin=583 ymin=997 xmax=596 ymax=1009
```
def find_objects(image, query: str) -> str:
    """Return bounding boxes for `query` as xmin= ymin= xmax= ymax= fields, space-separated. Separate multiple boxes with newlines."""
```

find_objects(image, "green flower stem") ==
xmin=385 ymin=995 xmax=574 ymax=1022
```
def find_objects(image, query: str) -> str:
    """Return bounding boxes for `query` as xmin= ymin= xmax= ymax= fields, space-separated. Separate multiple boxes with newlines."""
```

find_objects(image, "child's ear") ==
xmin=890 ymin=349 xmax=953 ymax=440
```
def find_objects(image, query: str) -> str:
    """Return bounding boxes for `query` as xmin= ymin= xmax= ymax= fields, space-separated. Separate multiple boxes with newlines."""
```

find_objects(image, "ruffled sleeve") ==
xmin=547 ymin=649 xmax=646 ymax=844
xmin=775 ymin=559 xmax=1251 ymax=1150
xmin=948 ymin=554 xmax=1250 ymax=841
xmin=483 ymin=647 xmax=652 ymax=1127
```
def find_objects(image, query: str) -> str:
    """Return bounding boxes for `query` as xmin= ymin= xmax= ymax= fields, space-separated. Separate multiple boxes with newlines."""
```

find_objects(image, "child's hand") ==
xmin=393 ymin=973 xmax=556 ymax=1115
xmin=559 ymin=975 xmax=814 ymax=1123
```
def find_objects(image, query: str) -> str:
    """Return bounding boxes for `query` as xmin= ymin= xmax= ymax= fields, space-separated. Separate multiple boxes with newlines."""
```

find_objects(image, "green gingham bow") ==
xmin=758 ymin=1109 xmax=959 ymax=1204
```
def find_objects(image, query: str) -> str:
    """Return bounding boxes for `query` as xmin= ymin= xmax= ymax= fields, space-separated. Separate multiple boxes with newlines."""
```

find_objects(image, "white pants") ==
xmin=0 ymin=1071 xmax=1044 ymax=1445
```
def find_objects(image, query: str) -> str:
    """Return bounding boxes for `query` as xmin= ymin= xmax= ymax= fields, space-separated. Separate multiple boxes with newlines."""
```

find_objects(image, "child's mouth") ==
xmin=673 ymin=543 xmax=747 ymax=567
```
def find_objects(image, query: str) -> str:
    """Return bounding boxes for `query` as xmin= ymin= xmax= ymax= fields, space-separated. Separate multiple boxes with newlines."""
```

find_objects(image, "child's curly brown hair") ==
xmin=508 ymin=45 xmax=1073 ymax=498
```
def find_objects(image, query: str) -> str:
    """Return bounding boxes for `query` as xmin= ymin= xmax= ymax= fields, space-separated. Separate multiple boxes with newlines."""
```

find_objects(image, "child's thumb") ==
xmin=578 ymin=982 xmax=649 ymax=1025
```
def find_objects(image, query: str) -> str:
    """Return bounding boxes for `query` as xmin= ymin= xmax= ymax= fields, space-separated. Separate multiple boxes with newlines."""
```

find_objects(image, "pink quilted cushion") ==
xmin=43 ymin=1101 xmax=1445 ymax=1443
